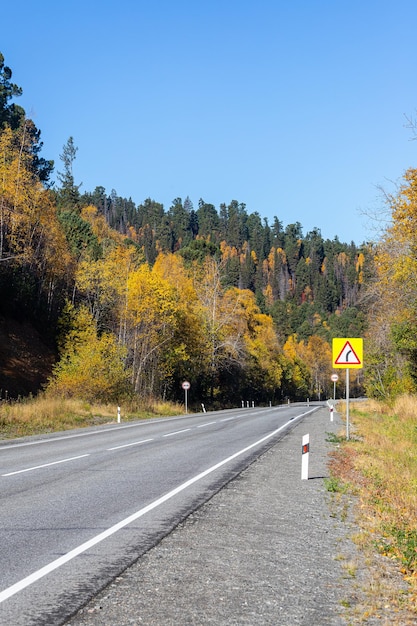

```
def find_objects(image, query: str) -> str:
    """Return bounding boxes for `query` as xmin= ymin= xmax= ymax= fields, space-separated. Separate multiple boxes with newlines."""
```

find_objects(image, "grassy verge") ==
xmin=0 ymin=394 xmax=184 ymax=439
xmin=328 ymin=395 xmax=417 ymax=620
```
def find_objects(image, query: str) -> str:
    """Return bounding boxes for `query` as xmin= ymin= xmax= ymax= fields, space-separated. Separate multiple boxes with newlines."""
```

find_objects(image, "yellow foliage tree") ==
xmin=282 ymin=335 xmax=311 ymax=399
xmin=75 ymin=243 xmax=142 ymax=336
xmin=152 ymin=253 xmax=209 ymax=386
xmin=81 ymin=204 xmax=124 ymax=250
xmin=126 ymin=262 xmax=180 ymax=396
xmin=0 ymin=124 xmax=73 ymax=311
xmin=232 ymin=288 xmax=283 ymax=393
xmin=193 ymin=257 xmax=246 ymax=396
xmin=1 ymin=126 xmax=50 ymax=259
xmin=48 ymin=305 xmax=130 ymax=402
xmin=298 ymin=335 xmax=332 ymax=399
xmin=366 ymin=168 xmax=417 ymax=396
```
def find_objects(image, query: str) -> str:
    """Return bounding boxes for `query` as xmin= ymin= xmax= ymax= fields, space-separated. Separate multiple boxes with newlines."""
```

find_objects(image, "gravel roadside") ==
xmin=64 ymin=407 xmax=370 ymax=625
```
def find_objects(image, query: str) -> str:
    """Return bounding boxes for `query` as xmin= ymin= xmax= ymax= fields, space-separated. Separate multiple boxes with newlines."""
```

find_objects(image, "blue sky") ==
xmin=2 ymin=0 xmax=416 ymax=244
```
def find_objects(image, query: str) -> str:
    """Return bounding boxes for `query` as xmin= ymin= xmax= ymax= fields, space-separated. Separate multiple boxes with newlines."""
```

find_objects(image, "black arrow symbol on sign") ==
xmin=346 ymin=349 xmax=352 ymax=361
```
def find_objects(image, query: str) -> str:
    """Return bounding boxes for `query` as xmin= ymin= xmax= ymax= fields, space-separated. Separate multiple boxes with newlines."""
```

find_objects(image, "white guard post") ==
xmin=326 ymin=398 xmax=335 ymax=422
xmin=117 ymin=406 xmax=121 ymax=423
xmin=301 ymin=434 xmax=309 ymax=480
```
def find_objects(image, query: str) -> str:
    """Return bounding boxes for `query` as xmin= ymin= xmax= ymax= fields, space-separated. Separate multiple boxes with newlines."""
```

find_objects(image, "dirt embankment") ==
xmin=0 ymin=316 xmax=56 ymax=399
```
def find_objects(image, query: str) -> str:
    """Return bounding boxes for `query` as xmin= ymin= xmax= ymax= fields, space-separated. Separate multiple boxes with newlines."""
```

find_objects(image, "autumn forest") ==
xmin=1 ymin=52 xmax=416 ymax=409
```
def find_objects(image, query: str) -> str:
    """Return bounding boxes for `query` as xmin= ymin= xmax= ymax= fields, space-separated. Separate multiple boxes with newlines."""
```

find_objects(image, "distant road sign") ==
xmin=331 ymin=374 xmax=339 ymax=382
xmin=332 ymin=338 xmax=363 ymax=369
xmin=182 ymin=381 xmax=191 ymax=390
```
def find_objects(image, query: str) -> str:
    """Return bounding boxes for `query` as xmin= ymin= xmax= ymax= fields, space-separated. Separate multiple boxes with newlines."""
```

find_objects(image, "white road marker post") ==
xmin=301 ymin=434 xmax=310 ymax=480
xmin=117 ymin=406 xmax=121 ymax=423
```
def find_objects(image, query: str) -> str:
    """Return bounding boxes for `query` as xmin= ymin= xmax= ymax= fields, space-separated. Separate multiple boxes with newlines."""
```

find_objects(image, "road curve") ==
xmin=0 ymin=403 xmax=318 ymax=625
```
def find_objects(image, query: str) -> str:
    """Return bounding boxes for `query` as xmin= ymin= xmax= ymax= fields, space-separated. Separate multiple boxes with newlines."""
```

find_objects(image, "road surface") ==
xmin=0 ymin=403 xmax=318 ymax=625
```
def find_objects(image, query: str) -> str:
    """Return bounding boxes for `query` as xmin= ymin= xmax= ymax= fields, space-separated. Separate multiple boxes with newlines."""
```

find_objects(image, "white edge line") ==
xmin=0 ymin=409 xmax=314 ymax=604
xmin=107 ymin=439 xmax=154 ymax=451
xmin=2 ymin=455 xmax=90 ymax=477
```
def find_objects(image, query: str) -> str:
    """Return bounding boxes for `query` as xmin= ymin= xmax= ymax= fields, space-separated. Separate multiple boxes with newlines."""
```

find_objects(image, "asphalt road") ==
xmin=0 ymin=403 xmax=318 ymax=625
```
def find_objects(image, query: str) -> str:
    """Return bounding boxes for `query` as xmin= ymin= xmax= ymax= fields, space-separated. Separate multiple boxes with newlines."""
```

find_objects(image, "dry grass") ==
xmin=0 ymin=394 xmax=184 ymax=439
xmin=329 ymin=395 xmax=417 ymax=621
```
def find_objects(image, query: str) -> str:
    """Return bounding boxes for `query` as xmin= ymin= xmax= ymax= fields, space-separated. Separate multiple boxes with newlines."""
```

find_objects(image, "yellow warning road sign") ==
xmin=332 ymin=338 xmax=363 ymax=369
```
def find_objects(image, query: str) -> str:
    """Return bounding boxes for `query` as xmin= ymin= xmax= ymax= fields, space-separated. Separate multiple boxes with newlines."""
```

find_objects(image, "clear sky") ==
xmin=2 ymin=0 xmax=416 ymax=244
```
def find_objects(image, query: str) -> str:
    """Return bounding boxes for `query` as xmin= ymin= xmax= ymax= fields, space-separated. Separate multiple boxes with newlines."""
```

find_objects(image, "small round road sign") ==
xmin=331 ymin=374 xmax=339 ymax=382
xmin=182 ymin=381 xmax=191 ymax=390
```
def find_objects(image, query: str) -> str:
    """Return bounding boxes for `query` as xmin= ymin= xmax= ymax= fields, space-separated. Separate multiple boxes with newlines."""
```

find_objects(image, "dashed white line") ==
xmin=197 ymin=421 xmax=217 ymax=428
xmin=2 ymin=454 xmax=90 ymax=476
xmin=163 ymin=428 xmax=191 ymax=437
xmin=107 ymin=439 xmax=154 ymax=451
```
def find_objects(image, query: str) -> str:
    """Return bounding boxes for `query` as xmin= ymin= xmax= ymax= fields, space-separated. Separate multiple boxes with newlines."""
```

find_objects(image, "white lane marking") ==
xmin=0 ymin=409 xmax=314 ymax=604
xmin=0 ymin=414 xmax=198 ymax=451
xmin=0 ymin=408 xmax=278 ymax=472
xmin=163 ymin=428 xmax=191 ymax=437
xmin=0 ymin=405 xmax=301 ymax=451
xmin=2 ymin=455 xmax=90 ymax=477
xmin=107 ymin=439 xmax=154 ymax=451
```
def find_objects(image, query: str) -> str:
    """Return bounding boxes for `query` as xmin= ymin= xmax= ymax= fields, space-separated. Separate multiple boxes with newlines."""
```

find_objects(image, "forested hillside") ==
xmin=1 ymin=51 xmax=415 ymax=407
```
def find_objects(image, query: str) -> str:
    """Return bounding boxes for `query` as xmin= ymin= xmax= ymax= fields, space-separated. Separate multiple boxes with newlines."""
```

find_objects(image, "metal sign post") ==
xmin=330 ymin=373 xmax=338 ymax=401
xmin=182 ymin=381 xmax=190 ymax=414
xmin=332 ymin=338 xmax=363 ymax=441
xmin=345 ymin=368 xmax=350 ymax=440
